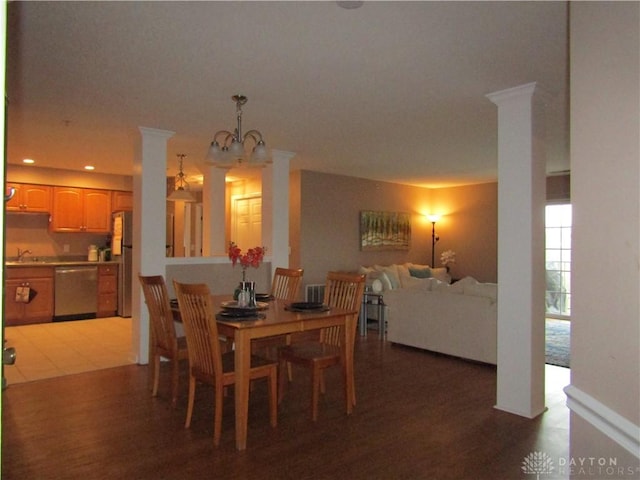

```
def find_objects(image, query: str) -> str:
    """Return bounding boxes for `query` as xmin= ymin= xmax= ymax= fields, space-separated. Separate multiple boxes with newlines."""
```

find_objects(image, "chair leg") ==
xmin=268 ymin=368 xmax=278 ymax=427
xmin=213 ymin=383 xmax=224 ymax=447
xmin=170 ymin=357 xmax=179 ymax=408
xmin=285 ymin=334 xmax=293 ymax=382
xmin=319 ymin=369 xmax=326 ymax=395
xmin=311 ymin=363 xmax=321 ymax=422
xmin=152 ymin=353 xmax=160 ymax=397
xmin=185 ymin=376 xmax=196 ymax=428
xmin=278 ymin=356 xmax=288 ymax=404
xmin=351 ymin=371 xmax=357 ymax=406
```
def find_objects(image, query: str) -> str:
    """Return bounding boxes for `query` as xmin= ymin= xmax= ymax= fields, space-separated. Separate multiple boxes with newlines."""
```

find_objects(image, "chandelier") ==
xmin=205 ymin=94 xmax=271 ymax=168
xmin=167 ymin=154 xmax=196 ymax=202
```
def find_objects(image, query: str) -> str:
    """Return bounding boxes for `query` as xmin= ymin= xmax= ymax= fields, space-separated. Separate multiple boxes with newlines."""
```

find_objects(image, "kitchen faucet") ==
xmin=17 ymin=248 xmax=33 ymax=262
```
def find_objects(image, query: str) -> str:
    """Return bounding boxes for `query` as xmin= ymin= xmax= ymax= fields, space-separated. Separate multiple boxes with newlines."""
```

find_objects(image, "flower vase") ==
xmin=233 ymin=269 xmax=247 ymax=300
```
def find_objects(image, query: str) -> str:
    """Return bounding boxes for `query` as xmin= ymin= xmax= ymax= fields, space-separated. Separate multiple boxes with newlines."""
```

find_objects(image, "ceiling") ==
xmin=6 ymin=1 xmax=569 ymax=189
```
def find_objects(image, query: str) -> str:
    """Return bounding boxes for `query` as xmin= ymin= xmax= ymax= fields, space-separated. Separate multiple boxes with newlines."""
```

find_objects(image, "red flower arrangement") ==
xmin=228 ymin=242 xmax=265 ymax=280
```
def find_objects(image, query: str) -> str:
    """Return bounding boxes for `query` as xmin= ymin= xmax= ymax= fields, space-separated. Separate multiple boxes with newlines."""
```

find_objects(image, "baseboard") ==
xmin=564 ymin=384 xmax=640 ymax=458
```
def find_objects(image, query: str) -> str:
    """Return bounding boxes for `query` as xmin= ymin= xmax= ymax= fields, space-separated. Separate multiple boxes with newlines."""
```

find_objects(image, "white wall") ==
xmin=569 ymin=1 xmax=640 ymax=463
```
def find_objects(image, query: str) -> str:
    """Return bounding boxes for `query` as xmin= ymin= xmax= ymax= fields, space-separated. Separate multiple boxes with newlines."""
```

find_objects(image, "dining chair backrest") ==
xmin=270 ymin=267 xmax=304 ymax=301
xmin=321 ymin=272 xmax=366 ymax=346
xmin=138 ymin=274 xmax=178 ymax=351
xmin=173 ymin=281 xmax=223 ymax=382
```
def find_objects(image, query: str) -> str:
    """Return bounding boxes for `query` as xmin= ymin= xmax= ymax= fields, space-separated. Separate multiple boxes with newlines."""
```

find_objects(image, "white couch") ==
xmin=360 ymin=264 xmax=497 ymax=365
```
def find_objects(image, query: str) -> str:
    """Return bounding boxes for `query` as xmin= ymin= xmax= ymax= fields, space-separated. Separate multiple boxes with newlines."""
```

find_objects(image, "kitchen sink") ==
xmin=5 ymin=260 xmax=93 ymax=266
xmin=5 ymin=260 xmax=49 ymax=266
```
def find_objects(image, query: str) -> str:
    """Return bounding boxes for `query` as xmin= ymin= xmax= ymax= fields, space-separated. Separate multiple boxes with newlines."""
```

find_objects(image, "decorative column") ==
xmin=487 ymin=83 xmax=546 ymax=418
xmin=132 ymin=126 xmax=174 ymax=364
xmin=200 ymin=162 xmax=228 ymax=256
xmin=262 ymin=149 xmax=295 ymax=271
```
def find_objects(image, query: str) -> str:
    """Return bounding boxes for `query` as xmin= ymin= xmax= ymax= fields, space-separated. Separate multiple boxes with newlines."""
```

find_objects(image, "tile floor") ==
xmin=3 ymin=317 xmax=134 ymax=385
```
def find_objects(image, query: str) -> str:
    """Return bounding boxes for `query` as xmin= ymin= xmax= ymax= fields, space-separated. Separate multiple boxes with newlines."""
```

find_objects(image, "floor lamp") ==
xmin=427 ymin=214 xmax=441 ymax=267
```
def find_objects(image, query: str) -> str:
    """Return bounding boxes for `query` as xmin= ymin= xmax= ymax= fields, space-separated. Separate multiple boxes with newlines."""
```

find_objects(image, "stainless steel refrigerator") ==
xmin=112 ymin=210 xmax=133 ymax=317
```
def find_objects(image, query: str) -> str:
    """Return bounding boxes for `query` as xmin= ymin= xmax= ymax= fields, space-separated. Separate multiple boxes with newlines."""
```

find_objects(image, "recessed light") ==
xmin=22 ymin=158 xmax=35 ymax=164
xmin=337 ymin=1 xmax=364 ymax=9
xmin=84 ymin=165 xmax=95 ymax=171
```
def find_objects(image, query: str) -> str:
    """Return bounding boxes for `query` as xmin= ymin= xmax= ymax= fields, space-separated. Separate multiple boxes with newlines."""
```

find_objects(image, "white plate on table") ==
xmin=220 ymin=300 xmax=269 ymax=312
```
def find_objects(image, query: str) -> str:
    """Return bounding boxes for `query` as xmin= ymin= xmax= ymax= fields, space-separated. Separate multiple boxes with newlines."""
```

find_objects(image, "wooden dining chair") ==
xmin=251 ymin=267 xmax=304 ymax=362
xmin=138 ymin=274 xmax=188 ymax=408
xmin=173 ymin=280 xmax=278 ymax=447
xmin=277 ymin=271 xmax=366 ymax=421
xmin=270 ymin=267 xmax=304 ymax=301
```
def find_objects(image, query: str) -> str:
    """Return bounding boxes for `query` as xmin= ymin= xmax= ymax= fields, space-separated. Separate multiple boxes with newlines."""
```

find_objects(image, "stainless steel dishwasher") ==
xmin=54 ymin=266 xmax=98 ymax=320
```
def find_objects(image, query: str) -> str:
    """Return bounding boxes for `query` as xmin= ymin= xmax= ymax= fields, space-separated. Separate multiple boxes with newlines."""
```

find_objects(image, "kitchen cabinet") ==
xmin=112 ymin=191 xmax=133 ymax=212
xmin=4 ymin=267 xmax=54 ymax=326
xmin=97 ymin=264 xmax=118 ymax=317
xmin=5 ymin=183 xmax=51 ymax=213
xmin=51 ymin=187 xmax=112 ymax=233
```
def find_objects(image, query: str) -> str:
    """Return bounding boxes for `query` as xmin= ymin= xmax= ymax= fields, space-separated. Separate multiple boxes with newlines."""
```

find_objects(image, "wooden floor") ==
xmin=2 ymin=333 xmax=570 ymax=479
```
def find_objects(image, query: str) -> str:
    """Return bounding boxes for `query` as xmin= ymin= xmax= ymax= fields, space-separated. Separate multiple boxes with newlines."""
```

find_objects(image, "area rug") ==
xmin=546 ymin=319 xmax=570 ymax=368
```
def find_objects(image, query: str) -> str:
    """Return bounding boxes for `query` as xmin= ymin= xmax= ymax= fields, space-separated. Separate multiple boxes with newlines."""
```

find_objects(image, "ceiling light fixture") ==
xmin=337 ymin=1 xmax=364 ymax=9
xmin=22 ymin=158 xmax=35 ymax=164
xmin=205 ymin=94 xmax=271 ymax=168
xmin=168 ymin=154 xmax=196 ymax=202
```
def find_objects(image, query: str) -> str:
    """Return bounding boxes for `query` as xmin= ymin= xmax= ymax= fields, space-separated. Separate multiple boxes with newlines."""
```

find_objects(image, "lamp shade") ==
xmin=228 ymin=139 xmax=245 ymax=158
xmin=206 ymin=142 xmax=222 ymax=162
xmin=251 ymin=142 xmax=270 ymax=162
xmin=167 ymin=187 xmax=196 ymax=202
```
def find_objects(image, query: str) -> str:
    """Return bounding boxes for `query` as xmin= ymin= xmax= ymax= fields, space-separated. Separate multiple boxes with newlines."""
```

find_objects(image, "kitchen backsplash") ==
xmin=5 ymin=213 xmax=111 ymax=262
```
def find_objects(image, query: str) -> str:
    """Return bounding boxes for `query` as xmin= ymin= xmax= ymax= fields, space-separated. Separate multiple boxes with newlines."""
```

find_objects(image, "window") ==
xmin=545 ymin=204 xmax=571 ymax=318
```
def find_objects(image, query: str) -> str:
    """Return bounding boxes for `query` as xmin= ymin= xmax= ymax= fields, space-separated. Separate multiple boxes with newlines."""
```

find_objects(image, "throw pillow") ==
xmin=430 ymin=267 xmax=451 ymax=284
xmin=370 ymin=279 xmax=384 ymax=293
xmin=409 ymin=263 xmax=430 ymax=269
xmin=396 ymin=263 xmax=413 ymax=287
xmin=447 ymin=280 xmax=466 ymax=294
xmin=464 ymin=282 xmax=498 ymax=302
xmin=367 ymin=270 xmax=392 ymax=291
xmin=456 ymin=276 xmax=478 ymax=287
xmin=409 ymin=266 xmax=432 ymax=278
xmin=402 ymin=276 xmax=429 ymax=289
xmin=359 ymin=266 xmax=375 ymax=276
xmin=374 ymin=265 xmax=401 ymax=290
xmin=431 ymin=279 xmax=451 ymax=292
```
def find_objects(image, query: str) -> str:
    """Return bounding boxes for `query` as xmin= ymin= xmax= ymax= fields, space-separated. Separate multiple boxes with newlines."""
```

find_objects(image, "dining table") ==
xmin=203 ymin=295 xmax=359 ymax=451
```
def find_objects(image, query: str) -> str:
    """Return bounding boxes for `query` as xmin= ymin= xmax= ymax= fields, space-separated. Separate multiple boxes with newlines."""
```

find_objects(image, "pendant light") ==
xmin=205 ymin=94 xmax=271 ymax=168
xmin=168 ymin=154 xmax=196 ymax=202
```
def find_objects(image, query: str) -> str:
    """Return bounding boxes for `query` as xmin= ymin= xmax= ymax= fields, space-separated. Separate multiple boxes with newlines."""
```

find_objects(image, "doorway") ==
xmin=545 ymin=203 xmax=571 ymax=368
xmin=231 ymin=194 xmax=262 ymax=248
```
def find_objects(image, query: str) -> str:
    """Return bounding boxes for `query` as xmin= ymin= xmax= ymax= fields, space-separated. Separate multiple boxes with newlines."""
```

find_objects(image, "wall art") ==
xmin=360 ymin=210 xmax=411 ymax=251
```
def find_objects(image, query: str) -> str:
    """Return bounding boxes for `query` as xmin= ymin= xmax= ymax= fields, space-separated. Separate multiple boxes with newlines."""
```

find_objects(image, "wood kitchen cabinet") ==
xmin=112 ymin=190 xmax=133 ymax=212
xmin=97 ymin=264 xmax=118 ymax=317
xmin=50 ymin=187 xmax=112 ymax=233
xmin=5 ymin=183 xmax=51 ymax=213
xmin=4 ymin=267 xmax=54 ymax=326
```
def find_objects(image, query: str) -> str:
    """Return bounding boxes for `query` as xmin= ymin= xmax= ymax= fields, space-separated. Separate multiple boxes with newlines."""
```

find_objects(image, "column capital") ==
xmin=486 ymin=82 xmax=537 ymax=105
xmin=138 ymin=126 xmax=175 ymax=140
xmin=271 ymin=149 xmax=296 ymax=164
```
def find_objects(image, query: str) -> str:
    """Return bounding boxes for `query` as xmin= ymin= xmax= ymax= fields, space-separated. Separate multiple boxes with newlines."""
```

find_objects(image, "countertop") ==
xmin=5 ymin=260 xmax=120 ymax=268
